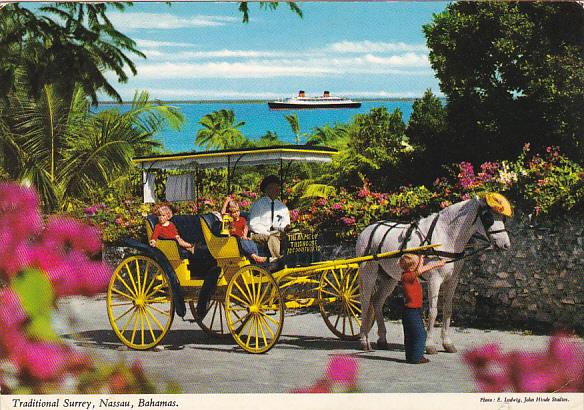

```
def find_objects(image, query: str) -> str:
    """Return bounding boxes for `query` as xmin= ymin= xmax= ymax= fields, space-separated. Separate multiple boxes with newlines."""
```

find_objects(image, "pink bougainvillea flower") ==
xmin=0 ymin=289 xmax=27 ymax=330
xmin=240 ymin=200 xmax=250 ymax=208
xmin=290 ymin=209 xmax=299 ymax=223
xmin=332 ymin=203 xmax=343 ymax=210
xmin=326 ymin=355 xmax=359 ymax=388
xmin=44 ymin=217 xmax=102 ymax=255
xmin=464 ymin=335 xmax=584 ymax=392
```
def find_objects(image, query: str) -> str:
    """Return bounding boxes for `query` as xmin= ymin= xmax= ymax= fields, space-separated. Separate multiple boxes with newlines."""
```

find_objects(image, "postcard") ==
xmin=0 ymin=1 xmax=582 ymax=409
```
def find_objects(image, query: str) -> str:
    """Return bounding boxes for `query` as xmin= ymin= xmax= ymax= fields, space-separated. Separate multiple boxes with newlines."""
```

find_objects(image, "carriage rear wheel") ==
xmin=189 ymin=288 xmax=231 ymax=339
xmin=107 ymin=255 xmax=174 ymax=350
xmin=225 ymin=265 xmax=284 ymax=354
xmin=318 ymin=264 xmax=361 ymax=340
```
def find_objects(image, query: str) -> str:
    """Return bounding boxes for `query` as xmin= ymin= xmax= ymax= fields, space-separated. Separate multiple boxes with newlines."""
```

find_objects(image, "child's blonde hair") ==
xmin=154 ymin=204 xmax=173 ymax=217
xmin=399 ymin=254 xmax=420 ymax=272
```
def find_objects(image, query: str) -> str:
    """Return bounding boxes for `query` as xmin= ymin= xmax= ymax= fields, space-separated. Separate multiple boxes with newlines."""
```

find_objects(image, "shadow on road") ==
xmin=62 ymin=328 xmax=236 ymax=351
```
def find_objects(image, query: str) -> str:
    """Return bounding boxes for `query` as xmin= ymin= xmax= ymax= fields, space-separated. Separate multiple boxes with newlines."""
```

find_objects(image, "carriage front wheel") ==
xmin=225 ymin=265 xmax=284 ymax=354
xmin=318 ymin=264 xmax=361 ymax=340
xmin=107 ymin=255 xmax=174 ymax=350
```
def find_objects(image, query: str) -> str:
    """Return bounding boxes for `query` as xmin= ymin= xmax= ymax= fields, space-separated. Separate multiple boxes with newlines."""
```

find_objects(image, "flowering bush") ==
xmin=464 ymin=334 xmax=584 ymax=392
xmin=291 ymin=355 xmax=360 ymax=393
xmin=0 ymin=182 xmax=177 ymax=394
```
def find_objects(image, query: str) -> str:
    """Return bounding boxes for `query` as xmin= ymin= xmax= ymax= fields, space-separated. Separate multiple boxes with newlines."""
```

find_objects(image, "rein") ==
xmin=366 ymin=204 xmax=506 ymax=265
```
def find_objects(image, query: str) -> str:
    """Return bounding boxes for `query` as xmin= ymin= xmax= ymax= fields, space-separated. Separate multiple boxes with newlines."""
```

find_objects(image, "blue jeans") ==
xmin=240 ymin=239 xmax=259 ymax=258
xmin=402 ymin=308 xmax=426 ymax=363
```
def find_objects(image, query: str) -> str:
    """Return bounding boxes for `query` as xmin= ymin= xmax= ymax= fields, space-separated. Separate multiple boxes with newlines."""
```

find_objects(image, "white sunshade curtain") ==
xmin=143 ymin=172 xmax=158 ymax=203
xmin=165 ymin=174 xmax=194 ymax=202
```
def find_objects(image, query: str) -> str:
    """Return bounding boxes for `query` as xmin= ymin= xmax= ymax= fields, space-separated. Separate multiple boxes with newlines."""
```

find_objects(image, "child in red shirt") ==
xmin=221 ymin=197 xmax=266 ymax=263
xmin=399 ymin=254 xmax=445 ymax=364
xmin=150 ymin=205 xmax=195 ymax=253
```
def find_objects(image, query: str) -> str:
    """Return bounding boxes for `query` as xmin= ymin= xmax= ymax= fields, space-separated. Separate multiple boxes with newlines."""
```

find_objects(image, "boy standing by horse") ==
xmin=399 ymin=254 xmax=445 ymax=364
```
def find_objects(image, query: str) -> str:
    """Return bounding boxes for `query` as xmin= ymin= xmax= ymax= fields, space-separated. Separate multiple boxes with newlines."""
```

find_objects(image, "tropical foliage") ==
xmin=195 ymin=109 xmax=246 ymax=150
xmin=0 ymin=87 xmax=183 ymax=211
xmin=0 ymin=3 xmax=144 ymax=105
xmin=423 ymin=2 xmax=584 ymax=164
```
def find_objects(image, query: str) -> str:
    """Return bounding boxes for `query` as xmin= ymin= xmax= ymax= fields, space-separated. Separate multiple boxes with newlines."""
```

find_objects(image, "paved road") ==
xmin=56 ymin=295 xmax=553 ymax=393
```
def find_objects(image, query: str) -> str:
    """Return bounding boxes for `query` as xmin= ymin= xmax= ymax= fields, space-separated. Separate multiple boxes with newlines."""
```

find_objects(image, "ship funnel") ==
xmin=323 ymin=90 xmax=330 ymax=97
xmin=298 ymin=90 xmax=305 ymax=97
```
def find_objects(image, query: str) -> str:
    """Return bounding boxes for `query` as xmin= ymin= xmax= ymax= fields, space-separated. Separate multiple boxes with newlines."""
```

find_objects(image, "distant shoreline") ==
xmin=98 ymin=98 xmax=420 ymax=105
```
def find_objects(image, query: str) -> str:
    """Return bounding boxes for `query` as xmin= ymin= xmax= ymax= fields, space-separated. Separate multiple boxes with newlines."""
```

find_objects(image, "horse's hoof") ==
xmin=360 ymin=341 xmax=372 ymax=351
xmin=426 ymin=346 xmax=438 ymax=355
xmin=443 ymin=344 xmax=457 ymax=353
xmin=376 ymin=340 xmax=389 ymax=350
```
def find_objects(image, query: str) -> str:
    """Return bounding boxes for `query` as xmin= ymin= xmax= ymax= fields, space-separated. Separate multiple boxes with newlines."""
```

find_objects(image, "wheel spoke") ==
xmin=111 ymin=287 xmax=136 ymax=301
xmin=233 ymin=279 xmax=252 ymax=304
xmin=121 ymin=308 xmax=138 ymax=333
xmin=147 ymin=303 xmax=170 ymax=316
xmin=130 ymin=311 xmax=140 ymax=344
xmin=258 ymin=313 xmax=276 ymax=339
xmin=111 ymin=301 xmax=134 ymax=307
xmin=125 ymin=264 xmax=140 ymax=297
xmin=144 ymin=305 xmax=166 ymax=331
xmin=323 ymin=275 xmax=340 ymax=293
xmin=140 ymin=309 xmax=145 ymax=346
xmin=228 ymin=292 xmax=250 ymax=307
xmin=142 ymin=308 xmax=157 ymax=343
xmin=136 ymin=260 xmax=142 ymax=299
xmin=115 ymin=273 xmax=137 ymax=298
xmin=141 ymin=261 xmax=151 ymax=296
xmin=114 ymin=305 xmax=136 ymax=323
xmin=260 ymin=311 xmax=280 ymax=327
xmin=143 ymin=272 xmax=160 ymax=299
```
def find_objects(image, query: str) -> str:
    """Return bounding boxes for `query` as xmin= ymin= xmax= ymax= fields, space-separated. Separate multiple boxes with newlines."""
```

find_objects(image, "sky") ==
xmin=100 ymin=2 xmax=449 ymax=101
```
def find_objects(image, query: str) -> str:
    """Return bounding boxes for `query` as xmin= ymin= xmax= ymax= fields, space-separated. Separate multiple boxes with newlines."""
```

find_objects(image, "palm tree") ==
xmin=0 ymin=85 xmax=184 ymax=211
xmin=0 ymin=3 xmax=144 ymax=105
xmin=195 ymin=109 xmax=245 ymax=150
xmin=284 ymin=112 xmax=303 ymax=145
xmin=307 ymin=124 xmax=350 ymax=148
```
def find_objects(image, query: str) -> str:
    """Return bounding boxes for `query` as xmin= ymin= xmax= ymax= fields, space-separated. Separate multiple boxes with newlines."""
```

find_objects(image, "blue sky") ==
xmin=102 ymin=2 xmax=448 ymax=101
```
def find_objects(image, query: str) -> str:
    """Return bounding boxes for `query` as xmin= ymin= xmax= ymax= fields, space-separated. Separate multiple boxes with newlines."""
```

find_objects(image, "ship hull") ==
xmin=268 ymin=101 xmax=361 ymax=110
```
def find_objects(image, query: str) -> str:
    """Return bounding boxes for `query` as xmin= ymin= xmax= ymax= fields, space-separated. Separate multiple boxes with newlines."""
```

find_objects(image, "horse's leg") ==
xmin=441 ymin=268 xmax=462 ymax=353
xmin=425 ymin=274 xmax=443 ymax=355
xmin=371 ymin=275 xmax=398 ymax=350
xmin=359 ymin=262 xmax=377 ymax=351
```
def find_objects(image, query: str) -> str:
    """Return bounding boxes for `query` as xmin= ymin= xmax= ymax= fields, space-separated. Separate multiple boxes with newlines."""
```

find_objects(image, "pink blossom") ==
xmin=290 ymin=209 xmax=299 ymax=223
xmin=316 ymin=198 xmax=327 ymax=207
xmin=461 ymin=193 xmax=471 ymax=201
xmin=18 ymin=343 xmax=67 ymax=381
xmin=340 ymin=216 xmax=356 ymax=226
xmin=464 ymin=335 xmax=584 ymax=392
xmin=240 ymin=200 xmax=250 ymax=208
xmin=0 ymin=289 xmax=27 ymax=330
xmin=83 ymin=206 xmax=97 ymax=216
xmin=357 ymin=187 xmax=370 ymax=198
xmin=326 ymin=355 xmax=359 ymax=388
xmin=332 ymin=203 xmax=343 ymax=210
xmin=44 ymin=217 xmax=102 ymax=255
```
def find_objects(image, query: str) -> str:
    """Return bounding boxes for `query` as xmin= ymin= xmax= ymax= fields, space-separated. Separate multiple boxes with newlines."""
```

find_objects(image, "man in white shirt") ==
xmin=249 ymin=175 xmax=291 ymax=261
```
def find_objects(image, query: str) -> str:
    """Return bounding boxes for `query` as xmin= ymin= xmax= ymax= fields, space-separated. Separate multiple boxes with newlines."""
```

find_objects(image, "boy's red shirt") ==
xmin=401 ymin=270 xmax=423 ymax=308
xmin=152 ymin=222 xmax=179 ymax=240
xmin=230 ymin=216 xmax=247 ymax=238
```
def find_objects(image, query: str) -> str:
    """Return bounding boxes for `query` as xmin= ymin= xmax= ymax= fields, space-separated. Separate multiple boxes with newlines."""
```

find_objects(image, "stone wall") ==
xmin=453 ymin=211 xmax=583 ymax=334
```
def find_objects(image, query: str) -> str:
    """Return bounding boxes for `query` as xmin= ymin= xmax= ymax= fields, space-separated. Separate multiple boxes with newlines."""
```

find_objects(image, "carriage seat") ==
xmin=146 ymin=213 xmax=221 ymax=261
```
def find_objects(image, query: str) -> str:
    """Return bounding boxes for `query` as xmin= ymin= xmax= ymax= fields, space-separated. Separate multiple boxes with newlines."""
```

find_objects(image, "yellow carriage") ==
xmin=106 ymin=146 xmax=441 ymax=353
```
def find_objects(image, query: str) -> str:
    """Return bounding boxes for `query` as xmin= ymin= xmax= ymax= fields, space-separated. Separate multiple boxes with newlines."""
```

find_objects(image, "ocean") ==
xmin=98 ymin=100 xmax=415 ymax=153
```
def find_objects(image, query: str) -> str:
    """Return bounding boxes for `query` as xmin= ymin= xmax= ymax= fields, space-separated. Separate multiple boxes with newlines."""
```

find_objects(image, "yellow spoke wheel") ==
xmin=318 ymin=265 xmax=361 ymax=340
xmin=107 ymin=255 xmax=174 ymax=350
xmin=225 ymin=266 xmax=283 ymax=354
xmin=189 ymin=287 xmax=231 ymax=339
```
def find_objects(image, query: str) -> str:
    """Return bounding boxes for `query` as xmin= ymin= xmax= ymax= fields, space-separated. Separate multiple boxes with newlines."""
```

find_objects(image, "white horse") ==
xmin=357 ymin=196 xmax=511 ymax=353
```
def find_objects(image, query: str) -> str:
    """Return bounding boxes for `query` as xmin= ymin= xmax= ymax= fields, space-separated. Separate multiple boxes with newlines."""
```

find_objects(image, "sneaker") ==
xmin=416 ymin=357 xmax=430 ymax=364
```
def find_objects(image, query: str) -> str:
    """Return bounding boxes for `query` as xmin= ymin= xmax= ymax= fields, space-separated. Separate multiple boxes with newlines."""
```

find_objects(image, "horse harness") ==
xmin=365 ymin=206 xmax=507 ymax=268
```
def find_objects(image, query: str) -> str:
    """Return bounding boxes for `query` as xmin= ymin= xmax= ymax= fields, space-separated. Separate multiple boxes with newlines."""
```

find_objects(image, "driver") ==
xmin=249 ymin=175 xmax=291 ymax=262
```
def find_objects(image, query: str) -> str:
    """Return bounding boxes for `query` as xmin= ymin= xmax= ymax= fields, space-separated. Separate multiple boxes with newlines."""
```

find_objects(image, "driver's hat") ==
xmin=485 ymin=192 xmax=513 ymax=217
xmin=260 ymin=175 xmax=281 ymax=193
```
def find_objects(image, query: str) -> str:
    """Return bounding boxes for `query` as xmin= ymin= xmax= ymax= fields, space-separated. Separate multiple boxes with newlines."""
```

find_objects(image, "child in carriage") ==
xmin=149 ymin=205 xmax=195 ymax=253
xmin=399 ymin=253 xmax=446 ymax=364
xmin=221 ymin=197 xmax=267 ymax=264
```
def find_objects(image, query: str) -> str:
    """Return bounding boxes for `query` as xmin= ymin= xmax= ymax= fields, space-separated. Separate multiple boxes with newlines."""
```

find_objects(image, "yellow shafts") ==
xmin=275 ymin=243 xmax=441 ymax=278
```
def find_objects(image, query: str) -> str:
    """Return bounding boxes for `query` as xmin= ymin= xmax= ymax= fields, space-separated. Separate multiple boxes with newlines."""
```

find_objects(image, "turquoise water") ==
xmin=98 ymin=100 xmax=414 ymax=153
